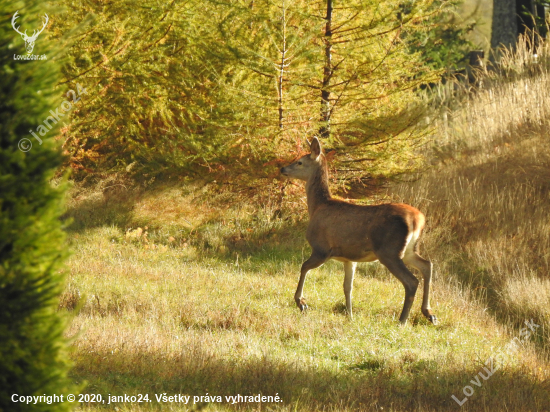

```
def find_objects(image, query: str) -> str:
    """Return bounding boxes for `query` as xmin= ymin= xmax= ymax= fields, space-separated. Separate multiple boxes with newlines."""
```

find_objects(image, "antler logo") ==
xmin=12 ymin=11 xmax=49 ymax=54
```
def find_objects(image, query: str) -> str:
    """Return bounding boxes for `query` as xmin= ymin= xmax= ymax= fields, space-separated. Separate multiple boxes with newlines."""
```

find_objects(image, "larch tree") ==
xmin=57 ymin=0 xmax=450 ymax=191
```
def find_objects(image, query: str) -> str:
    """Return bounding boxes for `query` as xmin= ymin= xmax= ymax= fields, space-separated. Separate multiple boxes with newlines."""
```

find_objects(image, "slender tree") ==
xmin=277 ymin=0 xmax=288 ymax=130
xmin=319 ymin=0 xmax=333 ymax=139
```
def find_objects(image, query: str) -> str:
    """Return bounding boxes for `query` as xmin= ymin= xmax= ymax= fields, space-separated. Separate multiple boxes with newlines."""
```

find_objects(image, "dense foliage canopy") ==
xmin=55 ymin=0 xmax=456 ymax=191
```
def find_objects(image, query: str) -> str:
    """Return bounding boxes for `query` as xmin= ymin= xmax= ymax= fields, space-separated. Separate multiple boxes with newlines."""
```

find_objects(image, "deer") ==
xmin=280 ymin=137 xmax=436 ymax=325
xmin=12 ymin=11 xmax=49 ymax=55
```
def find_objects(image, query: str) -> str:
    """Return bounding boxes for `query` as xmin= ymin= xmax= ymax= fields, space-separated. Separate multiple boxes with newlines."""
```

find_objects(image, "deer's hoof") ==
xmin=423 ymin=310 xmax=437 ymax=325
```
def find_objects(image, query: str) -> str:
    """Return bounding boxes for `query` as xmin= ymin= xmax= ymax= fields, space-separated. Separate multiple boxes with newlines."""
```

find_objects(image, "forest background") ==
xmin=2 ymin=0 xmax=550 ymax=411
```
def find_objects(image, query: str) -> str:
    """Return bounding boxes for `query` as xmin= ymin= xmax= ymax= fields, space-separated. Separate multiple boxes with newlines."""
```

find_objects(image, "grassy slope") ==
xmin=62 ymin=44 xmax=550 ymax=412
xmin=63 ymin=222 xmax=548 ymax=412
xmin=391 ymin=37 xmax=550 ymax=349
xmin=63 ymin=187 xmax=549 ymax=411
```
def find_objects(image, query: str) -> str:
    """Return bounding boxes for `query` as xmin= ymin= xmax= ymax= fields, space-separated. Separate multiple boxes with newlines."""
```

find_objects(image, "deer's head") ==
xmin=280 ymin=137 xmax=324 ymax=182
xmin=12 ymin=11 xmax=49 ymax=54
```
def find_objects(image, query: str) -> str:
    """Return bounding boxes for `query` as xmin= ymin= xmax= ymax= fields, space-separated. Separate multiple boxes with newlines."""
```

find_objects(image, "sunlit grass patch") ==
xmin=64 ymin=218 xmax=549 ymax=411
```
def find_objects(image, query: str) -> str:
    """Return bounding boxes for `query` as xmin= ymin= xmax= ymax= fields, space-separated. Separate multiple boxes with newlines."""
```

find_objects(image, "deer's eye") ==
xmin=298 ymin=161 xmax=302 ymax=165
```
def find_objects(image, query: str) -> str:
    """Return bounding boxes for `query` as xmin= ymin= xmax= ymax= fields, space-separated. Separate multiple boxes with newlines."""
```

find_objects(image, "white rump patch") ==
xmin=402 ymin=230 xmax=418 ymax=259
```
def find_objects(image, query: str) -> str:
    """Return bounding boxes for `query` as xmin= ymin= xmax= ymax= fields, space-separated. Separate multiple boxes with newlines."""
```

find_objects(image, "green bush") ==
xmin=0 ymin=2 xmax=76 ymax=411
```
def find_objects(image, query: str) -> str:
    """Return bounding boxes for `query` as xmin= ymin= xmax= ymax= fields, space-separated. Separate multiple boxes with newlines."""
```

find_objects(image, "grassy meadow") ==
xmin=60 ymin=40 xmax=550 ymax=412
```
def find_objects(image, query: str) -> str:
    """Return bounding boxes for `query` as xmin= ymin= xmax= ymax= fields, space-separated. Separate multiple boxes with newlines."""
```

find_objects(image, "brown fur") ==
xmin=280 ymin=137 xmax=436 ymax=325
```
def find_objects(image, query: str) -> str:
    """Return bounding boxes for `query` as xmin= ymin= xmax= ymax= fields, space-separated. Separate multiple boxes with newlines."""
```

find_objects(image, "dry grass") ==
xmin=63 ymin=226 xmax=549 ymax=412
xmin=60 ymin=36 xmax=550 ymax=412
xmin=390 ymin=34 xmax=550 ymax=348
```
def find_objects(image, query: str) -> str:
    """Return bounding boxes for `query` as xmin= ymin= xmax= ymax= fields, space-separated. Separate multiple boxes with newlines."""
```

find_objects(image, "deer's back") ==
xmin=306 ymin=201 xmax=424 ymax=261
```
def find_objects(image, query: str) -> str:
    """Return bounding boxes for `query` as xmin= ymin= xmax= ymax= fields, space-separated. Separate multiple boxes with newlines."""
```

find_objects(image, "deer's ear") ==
xmin=310 ymin=137 xmax=321 ymax=160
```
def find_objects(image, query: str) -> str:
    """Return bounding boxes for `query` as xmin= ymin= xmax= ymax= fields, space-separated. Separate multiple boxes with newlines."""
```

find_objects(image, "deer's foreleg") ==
xmin=295 ymin=252 xmax=327 ymax=311
xmin=343 ymin=261 xmax=357 ymax=318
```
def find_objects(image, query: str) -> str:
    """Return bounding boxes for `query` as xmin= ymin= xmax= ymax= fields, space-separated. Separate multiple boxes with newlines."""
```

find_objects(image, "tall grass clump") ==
xmin=390 ymin=31 xmax=550 ymax=348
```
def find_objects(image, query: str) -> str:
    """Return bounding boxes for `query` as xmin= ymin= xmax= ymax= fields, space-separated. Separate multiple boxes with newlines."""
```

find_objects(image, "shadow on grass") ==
xmin=63 ymin=178 xmax=310 ymax=265
xmin=63 ymin=186 xmax=141 ymax=233
xmin=72 ymin=345 xmax=550 ymax=411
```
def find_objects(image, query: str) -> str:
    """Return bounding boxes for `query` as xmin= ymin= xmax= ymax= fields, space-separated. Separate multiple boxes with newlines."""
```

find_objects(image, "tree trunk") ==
xmin=319 ymin=0 xmax=333 ymax=139
xmin=491 ymin=0 xmax=518 ymax=51
xmin=277 ymin=0 xmax=287 ymax=130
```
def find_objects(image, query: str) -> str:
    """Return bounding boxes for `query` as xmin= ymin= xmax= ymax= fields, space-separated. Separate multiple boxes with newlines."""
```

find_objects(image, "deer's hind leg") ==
xmin=295 ymin=252 xmax=328 ymax=312
xmin=403 ymin=252 xmax=437 ymax=325
xmin=376 ymin=252 xmax=419 ymax=325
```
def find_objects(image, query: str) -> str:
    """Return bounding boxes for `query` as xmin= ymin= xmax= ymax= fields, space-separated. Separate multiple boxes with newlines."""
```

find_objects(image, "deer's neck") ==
xmin=305 ymin=158 xmax=332 ymax=216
